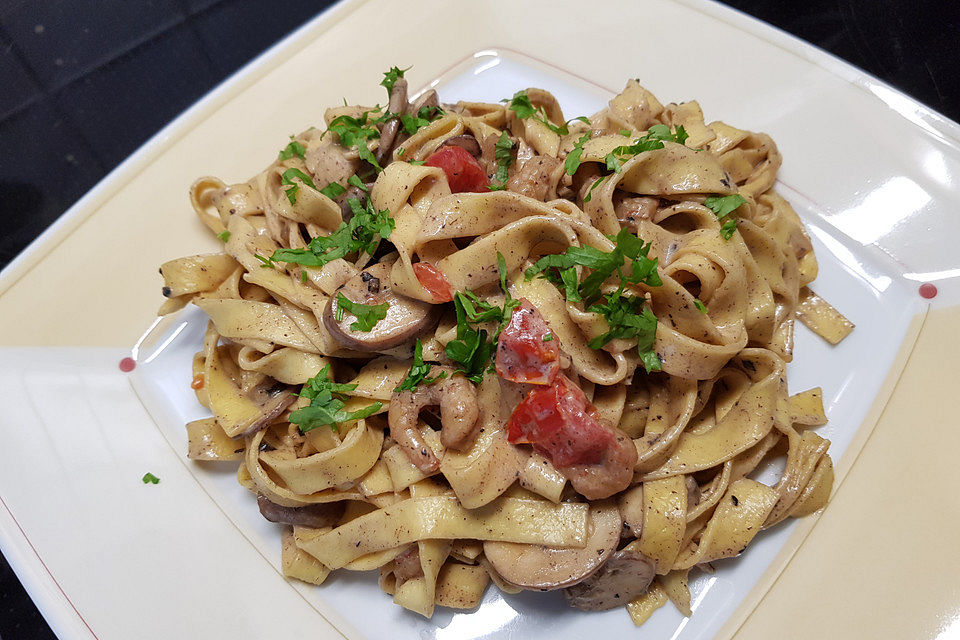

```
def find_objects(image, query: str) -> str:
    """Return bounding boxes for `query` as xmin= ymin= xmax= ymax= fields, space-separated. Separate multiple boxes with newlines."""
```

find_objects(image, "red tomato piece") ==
xmin=506 ymin=375 xmax=615 ymax=467
xmin=425 ymin=145 xmax=490 ymax=193
xmin=413 ymin=262 xmax=454 ymax=303
xmin=496 ymin=299 xmax=560 ymax=385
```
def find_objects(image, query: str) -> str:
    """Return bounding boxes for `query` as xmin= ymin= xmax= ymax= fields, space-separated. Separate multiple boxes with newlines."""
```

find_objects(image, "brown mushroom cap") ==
xmin=323 ymin=261 xmax=439 ymax=352
xmin=563 ymin=549 xmax=656 ymax=611
xmin=440 ymin=134 xmax=482 ymax=158
xmin=257 ymin=495 xmax=345 ymax=528
xmin=482 ymin=500 xmax=621 ymax=591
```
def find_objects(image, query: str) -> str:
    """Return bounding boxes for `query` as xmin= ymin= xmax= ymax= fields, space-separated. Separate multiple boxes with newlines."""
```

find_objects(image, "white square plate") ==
xmin=1 ymin=1 xmax=958 ymax=639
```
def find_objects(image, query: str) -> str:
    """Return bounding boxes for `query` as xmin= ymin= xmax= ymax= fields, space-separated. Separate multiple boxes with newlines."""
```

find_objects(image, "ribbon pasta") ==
xmin=160 ymin=72 xmax=852 ymax=625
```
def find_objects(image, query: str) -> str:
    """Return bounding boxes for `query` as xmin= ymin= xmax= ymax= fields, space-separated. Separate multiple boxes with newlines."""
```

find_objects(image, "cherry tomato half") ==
xmin=425 ymin=145 xmax=490 ymax=193
xmin=496 ymin=299 xmax=560 ymax=385
xmin=413 ymin=262 xmax=454 ymax=303
xmin=506 ymin=375 xmax=615 ymax=466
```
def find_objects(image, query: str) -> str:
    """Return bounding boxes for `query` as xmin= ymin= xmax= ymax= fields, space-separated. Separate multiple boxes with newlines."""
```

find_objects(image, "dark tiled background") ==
xmin=0 ymin=0 xmax=957 ymax=638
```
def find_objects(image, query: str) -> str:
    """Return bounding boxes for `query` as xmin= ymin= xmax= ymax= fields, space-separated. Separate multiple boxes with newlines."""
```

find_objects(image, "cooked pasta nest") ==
xmin=159 ymin=69 xmax=853 ymax=623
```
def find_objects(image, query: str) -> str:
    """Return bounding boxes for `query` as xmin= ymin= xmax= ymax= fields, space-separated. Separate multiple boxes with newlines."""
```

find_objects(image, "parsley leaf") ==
xmin=216 ymin=230 xmax=230 ymax=243
xmin=335 ymin=292 xmax=389 ymax=331
xmin=141 ymin=472 xmax=160 ymax=484
xmin=565 ymin=132 xmax=592 ymax=176
xmin=319 ymin=182 xmax=347 ymax=199
xmin=720 ymin=218 xmax=738 ymax=240
xmin=278 ymin=137 xmax=306 ymax=161
xmin=381 ymin=66 xmax=410 ymax=95
xmin=704 ymin=194 xmax=746 ymax=240
xmin=409 ymin=160 xmax=426 ymax=166
xmin=396 ymin=339 xmax=446 ymax=392
xmin=347 ymin=174 xmax=369 ymax=192
xmin=270 ymin=197 xmax=394 ymax=267
xmin=583 ymin=125 xmax=688 ymax=202
xmin=288 ymin=365 xmax=382 ymax=433
xmin=586 ymin=290 xmax=661 ymax=373
xmin=694 ymin=299 xmax=708 ymax=314
xmin=489 ymin=131 xmax=514 ymax=190
xmin=326 ymin=111 xmax=383 ymax=171
xmin=526 ymin=228 xmax=661 ymax=305
xmin=704 ymin=194 xmax=746 ymax=219
xmin=254 ymin=254 xmax=275 ymax=269
xmin=281 ymin=168 xmax=318 ymax=204
xmin=506 ymin=90 xmax=588 ymax=136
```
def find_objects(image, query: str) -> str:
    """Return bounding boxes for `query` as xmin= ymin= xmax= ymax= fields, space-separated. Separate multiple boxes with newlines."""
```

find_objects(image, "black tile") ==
xmin=179 ymin=0 xmax=226 ymax=15
xmin=0 ymin=554 xmax=55 ymax=640
xmin=0 ymin=99 xmax=105 ymax=266
xmin=0 ymin=28 xmax=41 ymax=120
xmin=0 ymin=0 xmax=185 ymax=90
xmin=191 ymin=0 xmax=332 ymax=76
xmin=53 ymin=22 xmax=219 ymax=170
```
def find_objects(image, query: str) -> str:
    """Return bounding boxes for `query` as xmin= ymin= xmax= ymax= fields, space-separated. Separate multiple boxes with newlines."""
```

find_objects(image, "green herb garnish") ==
xmin=142 ymin=472 xmax=160 ymax=484
xmin=347 ymin=174 xmax=369 ymax=192
xmin=526 ymin=227 xmax=662 ymax=305
xmin=319 ymin=182 xmax=347 ymax=199
xmin=216 ymin=230 xmax=231 ymax=243
xmin=704 ymin=194 xmax=746 ymax=240
xmin=281 ymin=168 xmax=318 ymax=204
xmin=269 ymin=197 xmax=394 ymax=267
xmin=326 ymin=110 xmax=383 ymax=171
xmin=395 ymin=339 xmax=446 ymax=392
xmin=409 ymin=160 xmax=426 ymax=166
xmin=489 ymin=131 xmax=515 ymax=190
xmin=587 ymin=289 xmax=661 ymax=373
xmin=381 ymin=66 xmax=410 ymax=95
xmin=288 ymin=365 xmax=382 ymax=433
xmin=583 ymin=125 xmax=687 ymax=203
xmin=506 ymin=90 xmax=589 ymax=135
xmin=254 ymin=254 xmax=275 ymax=269
xmin=694 ymin=299 xmax=708 ymax=314
xmin=335 ymin=292 xmax=389 ymax=331
xmin=565 ymin=132 xmax=592 ymax=176
xmin=278 ymin=137 xmax=306 ymax=161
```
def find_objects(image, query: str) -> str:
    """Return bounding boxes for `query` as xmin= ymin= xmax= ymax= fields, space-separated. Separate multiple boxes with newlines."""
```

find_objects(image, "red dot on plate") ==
xmin=919 ymin=283 xmax=938 ymax=299
xmin=119 ymin=357 xmax=137 ymax=372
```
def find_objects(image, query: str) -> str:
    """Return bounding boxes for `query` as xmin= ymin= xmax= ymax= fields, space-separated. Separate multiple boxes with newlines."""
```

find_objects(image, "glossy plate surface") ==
xmin=0 ymin=1 xmax=958 ymax=639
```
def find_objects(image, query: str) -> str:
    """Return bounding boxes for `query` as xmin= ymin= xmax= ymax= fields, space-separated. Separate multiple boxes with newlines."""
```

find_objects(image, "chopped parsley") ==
xmin=694 ymin=299 xmax=708 ymax=314
xmin=543 ymin=333 xmax=554 ymax=341
xmin=587 ymin=289 xmax=661 ymax=373
xmin=281 ymin=168 xmax=318 ymax=204
xmin=395 ymin=339 xmax=446 ymax=392
xmin=326 ymin=110 xmax=383 ymax=171
xmin=381 ymin=66 xmax=410 ymax=94
xmin=254 ymin=253 xmax=275 ymax=269
xmin=489 ymin=131 xmax=514 ymax=190
xmin=704 ymin=194 xmax=746 ymax=240
xmin=399 ymin=105 xmax=444 ymax=136
xmin=319 ymin=182 xmax=347 ymax=199
xmin=270 ymin=197 xmax=394 ymax=267
xmin=506 ymin=90 xmax=589 ymax=136
xmin=445 ymin=253 xmax=518 ymax=383
xmin=584 ymin=124 xmax=688 ymax=202
xmin=288 ymin=365 xmax=382 ymax=433
xmin=526 ymin=227 xmax=662 ymax=305
xmin=348 ymin=174 xmax=369 ymax=192
xmin=216 ymin=230 xmax=231 ymax=243
xmin=409 ymin=160 xmax=426 ymax=166
xmin=278 ymin=137 xmax=306 ymax=161
xmin=564 ymin=132 xmax=592 ymax=176
xmin=335 ymin=292 xmax=389 ymax=331
xmin=619 ymin=129 xmax=632 ymax=137
xmin=142 ymin=472 xmax=160 ymax=484
xmin=397 ymin=147 xmax=405 ymax=157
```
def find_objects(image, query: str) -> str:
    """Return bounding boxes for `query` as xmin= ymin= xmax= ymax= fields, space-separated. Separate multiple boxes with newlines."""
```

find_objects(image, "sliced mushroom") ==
xmin=257 ymin=494 xmax=345 ymax=528
xmin=506 ymin=154 xmax=562 ymax=202
xmin=323 ymin=261 xmax=439 ymax=352
xmin=561 ymin=430 xmax=638 ymax=500
xmin=392 ymin=546 xmax=424 ymax=583
xmin=376 ymin=77 xmax=410 ymax=165
xmin=241 ymin=383 xmax=296 ymax=437
xmin=440 ymin=134 xmax=482 ymax=158
xmin=483 ymin=500 xmax=621 ymax=591
xmin=563 ymin=549 xmax=656 ymax=610
xmin=686 ymin=475 xmax=702 ymax=508
xmin=617 ymin=484 xmax=644 ymax=539
xmin=614 ymin=194 xmax=658 ymax=232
